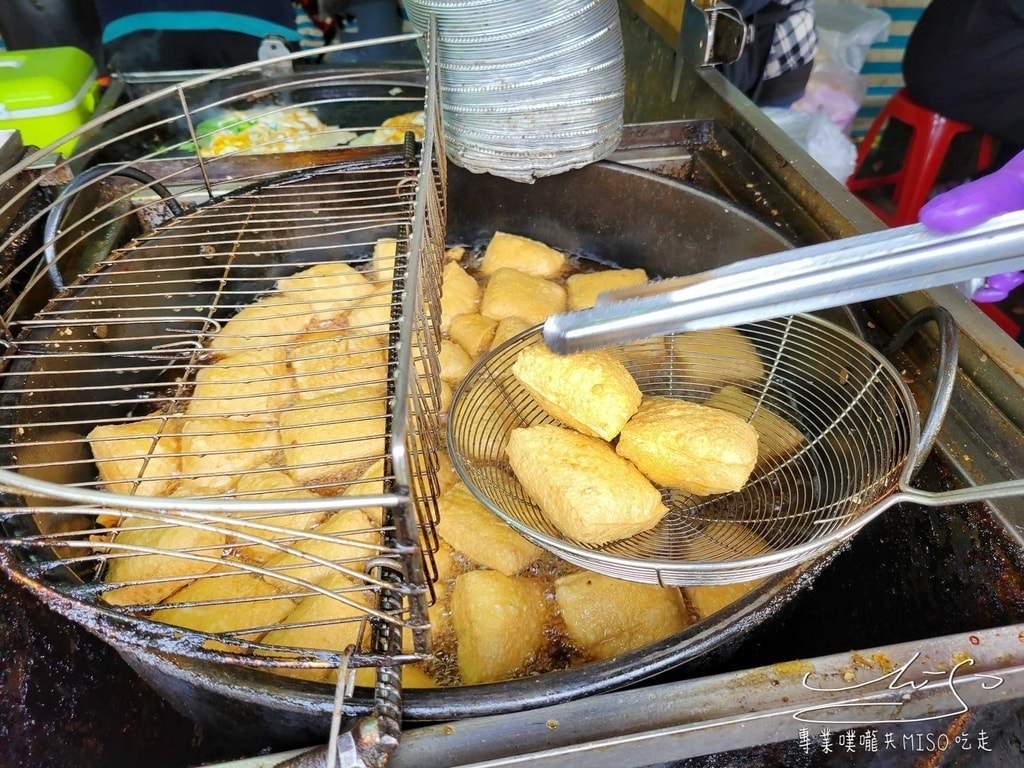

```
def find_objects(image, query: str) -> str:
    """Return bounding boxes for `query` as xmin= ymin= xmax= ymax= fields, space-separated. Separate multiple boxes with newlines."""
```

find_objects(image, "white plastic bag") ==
xmin=814 ymin=1 xmax=892 ymax=74
xmin=795 ymin=1 xmax=892 ymax=133
xmin=762 ymin=106 xmax=858 ymax=181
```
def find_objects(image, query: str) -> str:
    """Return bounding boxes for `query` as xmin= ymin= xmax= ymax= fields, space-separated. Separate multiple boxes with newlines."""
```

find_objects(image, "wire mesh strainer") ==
xmin=448 ymin=311 xmax=956 ymax=586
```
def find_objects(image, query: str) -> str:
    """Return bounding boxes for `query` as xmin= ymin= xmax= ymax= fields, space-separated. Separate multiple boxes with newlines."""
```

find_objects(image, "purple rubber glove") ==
xmin=918 ymin=149 xmax=1024 ymax=301
xmin=919 ymin=149 xmax=1024 ymax=232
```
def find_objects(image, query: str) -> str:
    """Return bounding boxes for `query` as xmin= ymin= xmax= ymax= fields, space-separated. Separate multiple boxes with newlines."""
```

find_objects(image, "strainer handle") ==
xmin=889 ymin=307 xmax=1024 ymax=508
xmin=882 ymin=306 xmax=958 ymax=476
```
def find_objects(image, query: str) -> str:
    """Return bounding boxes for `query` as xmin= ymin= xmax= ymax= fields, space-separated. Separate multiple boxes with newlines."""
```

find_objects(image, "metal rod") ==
xmin=543 ymin=211 xmax=1024 ymax=353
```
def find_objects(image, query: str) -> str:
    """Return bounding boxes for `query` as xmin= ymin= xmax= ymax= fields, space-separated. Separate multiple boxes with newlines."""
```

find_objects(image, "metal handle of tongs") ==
xmin=542 ymin=210 xmax=1024 ymax=354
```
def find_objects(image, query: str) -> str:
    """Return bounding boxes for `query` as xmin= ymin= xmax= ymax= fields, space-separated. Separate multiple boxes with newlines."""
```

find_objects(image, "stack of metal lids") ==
xmin=403 ymin=0 xmax=625 ymax=182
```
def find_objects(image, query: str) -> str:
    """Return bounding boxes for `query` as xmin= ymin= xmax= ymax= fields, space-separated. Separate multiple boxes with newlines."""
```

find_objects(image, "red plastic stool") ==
xmin=847 ymin=88 xmax=997 ymax=227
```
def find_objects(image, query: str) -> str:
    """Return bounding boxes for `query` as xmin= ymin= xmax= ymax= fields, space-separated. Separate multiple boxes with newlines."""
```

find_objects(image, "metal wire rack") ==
xmin=0 ymin=33 xmax=445 ymax=702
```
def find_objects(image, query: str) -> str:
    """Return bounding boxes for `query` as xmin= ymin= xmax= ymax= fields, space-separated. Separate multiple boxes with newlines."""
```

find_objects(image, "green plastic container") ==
xmin=0 ymin=46 xmax=99 ymax=156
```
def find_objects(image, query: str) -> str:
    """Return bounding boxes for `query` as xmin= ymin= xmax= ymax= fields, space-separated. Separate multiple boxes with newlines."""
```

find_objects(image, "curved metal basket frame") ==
xmin=448 ymin=313 xmax=946 ymax=586
xmin=0 ymin=32 xmax=448 ymax=685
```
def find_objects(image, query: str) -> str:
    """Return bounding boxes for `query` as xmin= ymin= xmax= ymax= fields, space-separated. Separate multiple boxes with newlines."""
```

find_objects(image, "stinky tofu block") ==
xmin=368 ymin=237 xmax=398 ymax=292
xmin=685 ymin=578 xmax=764 ymax=620
xmin=450 ymin=569 xmax=548 ymax=685
xmin=156 ymin=565 xmax=298 ymax=636
xmin=278 ymin=386 xmax=386 ymax=485
xmin=352 ymin=663 xmax=439 ymax=689
xmin=287 ymin=328 xmax=388 ymax=400
xmin=436 ymin=482 xmax=543 ymax=576
xmin=479 ymin=268 xmax=565 ymax=326
xmin=511 ymin=344 xmax=642 ymax=441
xmin=276 ymin=262 xmax=377 ymax=325
xmin=489 ymin=316 xmax=533 ymax=350
xmin=434 ymin=450 xmax=460 ymax=496
xmin=187 ymin=349 xmax=295 ymax=421
xmin=88 ymin=414 xmax=182 ymax=497
xmin=439 ymin=339 xmax=475 ymax=385
xmin=260 ymin=572 xmax=372 ymax=653
xmin=617 ymin=396 xmax=758 ymax=495
xmin=346 ymin=293 xmax=393 ymax=335
xmin=176 ymin=416 xmax=281 ymax=495
xmin=565 ymin=268 xmax=648 ymax=310
xmin=208 ymin=294 xmax=314 ymax=353
xmin=670 ymin=328 xmax=765 ymax=394
xmin=440 ymin=260 xmax=481 ymax=334
xmin=555 ymin=571 xmax=690 ymax=660
xmin=703 ymin=385 xmax=806 ymax=461
xmin=258 ymin=508 xmax=378 ymax=588
xmin=448 ymin=312 xmax=498 ymax=359
xmin=102 ymin=518 xmax=228 ymax=606
xmin=439 ymin=379 xmax=453 ymax=415
xmin=226 ymin=466 xmax=326 ymax=562
xmin=506 ymin=424 xmax=667 ymax=545
xmin=339 ymin=456 xmax=387 ymax=526
xmin=234 ymin=465 xmax=318 ymax=498
xmin=480 ymin=231 xmax=567 ymax=279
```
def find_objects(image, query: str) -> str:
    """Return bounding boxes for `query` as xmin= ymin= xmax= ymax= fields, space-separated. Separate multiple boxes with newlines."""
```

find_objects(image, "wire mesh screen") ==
xmin=0 ymin=39 xmax=445 ymax=682
xmin=448 ymin=315 xmax=920 ymax=586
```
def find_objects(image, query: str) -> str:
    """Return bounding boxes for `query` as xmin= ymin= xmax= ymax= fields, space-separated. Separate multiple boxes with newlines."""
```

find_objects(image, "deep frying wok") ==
xmin=0 ymin=160 xmax=858 ymax=745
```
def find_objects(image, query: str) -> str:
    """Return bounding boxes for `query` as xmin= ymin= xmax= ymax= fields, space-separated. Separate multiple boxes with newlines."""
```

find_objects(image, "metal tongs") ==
xmin=543 ymin=211 xmax=1024 ymax=354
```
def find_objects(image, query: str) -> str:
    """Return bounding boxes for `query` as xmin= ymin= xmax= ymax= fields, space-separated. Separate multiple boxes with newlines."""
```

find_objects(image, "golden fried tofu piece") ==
xmin=439 ymin=379 xmax=453 ymax=415
xmin=616 ymin=396 xmax=759 ymax=496
xmin=435 ymin=450 xmax=460 ymax=496
xmin=685 ymin=578 xmax=763 ymax=620
xmin=287 ymin=328 xmax=388 ymax=400
xmin=703 ymin=385 xmax=806 ymax=461
xmin=480 ymin=268 xmax=566 ymax=326
xmin=88 ymin=414 xmax=182 ymax=497
xmin=156 ymin=564 xmax=298 ymax=636
xmin=103 ymin=517 xmax=228 ymax=606
xmin=511 ymin=344 xmax=642 ymax=441
xmin=440 ymin=260 xmax=481 ymax=334
xmin=176 ymin=416 xmax=281 ymax=495
xmin=450 ymin=570 xmax=547 ymax=685
xmin=439 ymin=339 xmax=475 ymax=385
xmin=489 ymin=316 xmax=533 ymax=351
xmin=187 ymin=349 xmax=295 ymax=421
xmin=506 ymin=424 xmax=667 ymax=545
xmin=339 ymin=457 xmax=387 ymax=526
xmin=436 ymin=482 xmax=543 ymax=576
xmin=449 ymin=312 xmax=498 ymax=359
xmin=353 ymin=663 xmax=439 ymax=689
xmin=670 ymin=328 xmax=765 ymax=394
xmin=234 ymin=465 xmax=316 ymax=497
xmin=276 ymin=262 xmax=377 ymax=325
xmin=351 ymin=298 xmax=396 ymax=338
xmin=208 ymin=294 xmax=314 ymax=353
xmin=278 ymin=386 xmax=386 ymax=485
xmin=555 ymin=571 xmax=689 ymax=660
xmin=565 ymin=268 xmax=648 ymax=310
xmin=224 ymin=466 xmax=326 ymax=562
xmin=257 ymin=507 xmax=378 ymax=586
xmin=369 ymin=237 xmax=398 ymax=291
xmin=480 ymin=231 xmax=567 ymax=279
xmin=260 ymin=572 xmax=372 ymax=653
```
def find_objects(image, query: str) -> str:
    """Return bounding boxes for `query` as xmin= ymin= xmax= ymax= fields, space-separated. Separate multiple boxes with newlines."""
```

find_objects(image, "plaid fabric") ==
xmin=763 ymin=0 xmax=817 ymax=80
